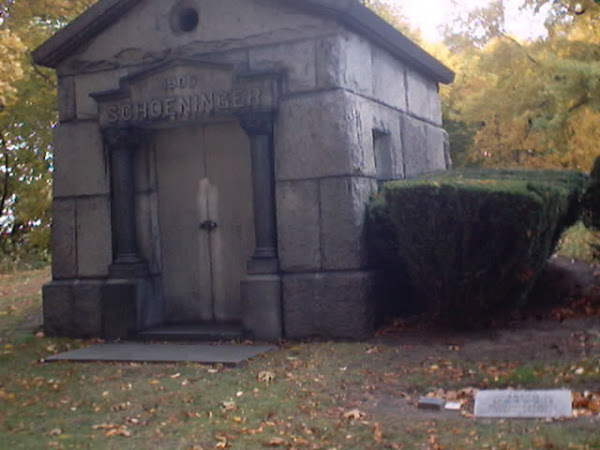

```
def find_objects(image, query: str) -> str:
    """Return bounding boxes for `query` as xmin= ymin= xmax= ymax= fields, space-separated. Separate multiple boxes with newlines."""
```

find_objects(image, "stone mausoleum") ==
xmin=33 ymin=0 xmax=454 ymax=341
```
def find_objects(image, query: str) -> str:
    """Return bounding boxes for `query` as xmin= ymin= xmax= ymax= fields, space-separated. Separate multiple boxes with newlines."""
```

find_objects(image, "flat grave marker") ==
xmin=474 ymin=390 xmax=572 ymax=419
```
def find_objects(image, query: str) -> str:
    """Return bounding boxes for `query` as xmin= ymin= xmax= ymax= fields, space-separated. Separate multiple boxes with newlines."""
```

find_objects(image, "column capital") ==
xmin=101 ymin=127 xmax=142 ymax=151
xmin=238 ymin=112 xmax=274 ymax=135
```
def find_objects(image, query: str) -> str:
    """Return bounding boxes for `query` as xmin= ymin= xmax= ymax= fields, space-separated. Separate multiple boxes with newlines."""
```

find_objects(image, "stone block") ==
xmin=72 ymin=281 xmax=103 ymax=337
xmin=43 ymin=280 xmax=104 ymax=338
xmin=51 ymin=199 xmax=77 ymax=279
xmin=405 ymin=69 xmax=442 ymax=125
xmin=276 ymin=180 xmax=321 ymax=271
xmin=76 ymin=196 xmax=112 ymax=277
xmin=242 ymin=274 xmax=282 ymax=341
xmin=249 ymin=40 xmax=316 ymax=93
xmin=53 ymin=121 xmax=109 ymax=197
xmin=42 ymin=281 xmax=73 ymax=337
xmin=320 ymin=177 xmax=377 ymax=270
xmin=401 ymin=115 xmax=446 ymax=177
xmin=75 ymin=68 xmax=129 ymax=120
xmin=276 ymin=90 xmax=373 ymax=180
xmin=102 ymin=280 xmax=138 ymax=340
xmin=316 ymin=33 xmax=373 ymax=96
xmin=57 ymin=75 xmax=76 ymax=122
xmin=372 ymin=47 xmax=407 ymax=111
xmin=282 ymin=271 xmax=375 ymax=339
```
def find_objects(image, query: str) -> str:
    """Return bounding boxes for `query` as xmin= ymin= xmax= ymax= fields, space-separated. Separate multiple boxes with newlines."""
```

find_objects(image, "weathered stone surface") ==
xmin=405 ymin=69 xmax=442 ymax=125
xmin=72 ymin=281 xmax=103 ymax=336
xmin=372 ymin=46 xmax=407 ymax=112
xmin=419 ymin=397 xmax=445 ymax=410
xmin=42 ymin=281 xmax=73 ymax=337
xmin=51 ymin=199 xmax=77 ymax=280
xmin=69 ymin=0 xmax=336 ymax=70
xmin=283 ymin=271 xmax=375 ymax=339
xmin=320 ymin=177 xmax=377 ymax=270
xmin=276 ymin=90 xmax=373 ymax=180
xmin=43 ymin=280 xmax=104 ymax=338
xmin=276 ymin=180 xmax=321 ymax=271
xmin=76 ymin=196 xmax=112 ymax=277
xmin=241 ymin=274 xmax=282 ymax=341
xmin=372 ymin=103 xmax=404 ymax=179
xmin=401 ymin=115 xmax=447 ymax=177
xmin=191 ymin=49 xmax=249 ymax=71
xmin=316 ymin=33 xmax=372 ymax=96
xmin=102 ymin=280 xmax=137 ymax=340
xmin=474 ymin=390 xmax=573 ymax=418
xmin=75 ymin=68 xmax=129 ymax=120
xmin=249 ymin=40 xmax=316 ymax=93
xmin=135 ymin=192 xmax=162 ymax=274
xmin=57 ymin=75 xmax=76 ymax=122
xmin=53 ymin=121 xmax=109 ymax=197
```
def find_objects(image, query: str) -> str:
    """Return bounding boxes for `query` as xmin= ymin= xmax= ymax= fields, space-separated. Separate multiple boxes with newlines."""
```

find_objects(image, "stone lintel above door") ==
xmin=90 ymin=58 xmax=282 ymax=128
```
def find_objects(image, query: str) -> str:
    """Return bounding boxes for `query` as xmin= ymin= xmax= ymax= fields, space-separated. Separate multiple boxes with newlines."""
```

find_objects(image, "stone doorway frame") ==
xmin=92 ymin=60 xmax=283 ymax=341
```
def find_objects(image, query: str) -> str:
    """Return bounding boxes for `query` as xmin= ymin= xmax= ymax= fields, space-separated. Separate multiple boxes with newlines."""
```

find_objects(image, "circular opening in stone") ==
xmin=178 ymin=7 xmax=199 ymax=32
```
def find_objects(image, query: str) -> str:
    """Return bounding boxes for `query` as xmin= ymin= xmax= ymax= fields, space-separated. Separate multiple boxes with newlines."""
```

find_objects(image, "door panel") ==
xmin=204 ymin=123 xmax=255 ymax=322
xmin=155 ymin=122 xmax=254 ymax=324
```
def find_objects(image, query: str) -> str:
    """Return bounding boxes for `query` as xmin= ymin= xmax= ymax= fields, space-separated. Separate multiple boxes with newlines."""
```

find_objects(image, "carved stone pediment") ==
xmin=91 ymin=59 xmax=281 ymax=127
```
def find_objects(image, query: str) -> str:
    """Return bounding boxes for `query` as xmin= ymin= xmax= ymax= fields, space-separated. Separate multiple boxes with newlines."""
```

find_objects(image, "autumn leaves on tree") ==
xmin=1 ymin=0 xmax=600 ymax=260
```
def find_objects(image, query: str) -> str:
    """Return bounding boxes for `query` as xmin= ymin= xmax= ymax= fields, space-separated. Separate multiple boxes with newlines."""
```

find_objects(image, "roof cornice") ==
xmin=32 ymin=0 xmax=454 ymax=84
xmin=32 ymin=0 xmax=142 ymax=68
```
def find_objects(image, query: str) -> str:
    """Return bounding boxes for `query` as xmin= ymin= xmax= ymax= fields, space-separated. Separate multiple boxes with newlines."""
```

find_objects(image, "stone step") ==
xmin=137 ymin=324 xmax=245 ymax=342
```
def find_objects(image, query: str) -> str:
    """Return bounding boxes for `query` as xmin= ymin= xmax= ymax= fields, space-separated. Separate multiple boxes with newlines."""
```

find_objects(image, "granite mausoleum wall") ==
xmin=37 ymin=0 xmax=452 ymax=340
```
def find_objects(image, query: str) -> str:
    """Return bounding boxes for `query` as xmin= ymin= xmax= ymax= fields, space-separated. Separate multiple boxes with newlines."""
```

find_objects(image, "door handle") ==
xmin=199 ymin=220 xmax=218 ymax=231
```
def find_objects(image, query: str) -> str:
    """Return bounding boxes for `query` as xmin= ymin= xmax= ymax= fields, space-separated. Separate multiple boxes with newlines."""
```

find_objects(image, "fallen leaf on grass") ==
xmin=221 ymin=400 xmax=237 ymax=412
xmin=258 ymin=371 xmax=275 ymax=384
xmin=264 ymin=437 xmax=286 ymax=447
xmin=342 ymin=408 xmax=365 ymax=420
xmin=105 ymin=427 xmax=131 ymax=437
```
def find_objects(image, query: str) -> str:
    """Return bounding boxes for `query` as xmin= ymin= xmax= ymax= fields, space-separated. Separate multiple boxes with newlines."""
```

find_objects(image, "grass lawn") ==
xmin=0 ymin=267 xmax=598 ymax=449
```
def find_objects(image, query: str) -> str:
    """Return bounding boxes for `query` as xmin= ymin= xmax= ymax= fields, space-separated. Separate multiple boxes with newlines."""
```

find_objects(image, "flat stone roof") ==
xmin=32 ymin=0 xmax=454 ymax=84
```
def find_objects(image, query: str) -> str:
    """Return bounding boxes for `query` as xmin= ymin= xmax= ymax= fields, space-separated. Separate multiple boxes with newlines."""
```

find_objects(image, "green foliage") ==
xmin=438 ymin=0 xmax=600 ymax=172
xmin=367 ymin=169 xmax=589 ymax=325
xmin=581 ymin=156 xmax=600 ymax=258
xmin=0 ymin=0 xmax=94 ymax=262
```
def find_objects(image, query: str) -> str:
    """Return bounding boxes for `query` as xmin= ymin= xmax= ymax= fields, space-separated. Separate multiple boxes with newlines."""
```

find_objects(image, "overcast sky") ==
xmin=386 ymin=0 xmax=549 ymax=42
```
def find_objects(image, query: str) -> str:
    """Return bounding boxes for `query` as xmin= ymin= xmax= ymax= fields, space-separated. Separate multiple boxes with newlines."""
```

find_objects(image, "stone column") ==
xmin=238 ymin=112 xmax=279 ymax=274
xmin=102 ymin=127 xmax=147 ymax=278
xmin=238 ymin=112 xmax=282 ymax=340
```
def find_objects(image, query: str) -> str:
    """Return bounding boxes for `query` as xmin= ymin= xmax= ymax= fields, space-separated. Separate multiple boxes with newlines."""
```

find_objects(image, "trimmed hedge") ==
xmin=367 ymin=169 xmax=589 ymax=325
xmin=582 ymin=156 xmax=600 ymax=259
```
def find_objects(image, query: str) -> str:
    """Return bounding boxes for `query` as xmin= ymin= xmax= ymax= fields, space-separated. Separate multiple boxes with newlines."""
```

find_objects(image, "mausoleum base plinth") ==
xmin=241 ymin=274 xmax=282 ymax=341
xmin=282 ymin=270 xmax=376 ymax=340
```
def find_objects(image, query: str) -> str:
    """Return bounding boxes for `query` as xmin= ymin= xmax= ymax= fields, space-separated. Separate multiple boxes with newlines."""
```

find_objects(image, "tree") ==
xmin=0 ymin=0 xmax=93 ymax=263
xmin=440 ymin=0 xmax=600 ymax=171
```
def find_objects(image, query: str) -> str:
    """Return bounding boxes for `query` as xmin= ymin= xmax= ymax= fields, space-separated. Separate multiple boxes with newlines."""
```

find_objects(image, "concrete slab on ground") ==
xmin=44 ymin=343 xmax=277 ymax=365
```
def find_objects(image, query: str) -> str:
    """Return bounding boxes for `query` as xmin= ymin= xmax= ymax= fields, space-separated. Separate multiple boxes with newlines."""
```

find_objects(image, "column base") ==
xmin=109 ymin=261 xmax=150 ymax=278
xmin=241 ymin=274 xmax=282 ymax=341
xmin=247 ymin=257 xmax=279 ymax=275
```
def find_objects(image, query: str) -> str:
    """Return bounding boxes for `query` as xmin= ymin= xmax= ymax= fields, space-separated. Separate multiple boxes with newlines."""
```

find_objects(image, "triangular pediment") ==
xmin=33 ymin=0 xmax=454 ymax=84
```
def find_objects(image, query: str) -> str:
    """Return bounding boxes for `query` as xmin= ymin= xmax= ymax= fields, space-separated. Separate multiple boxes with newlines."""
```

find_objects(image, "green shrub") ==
xmin=582 ymin=156 xmax=600 ymax=259
xmin=367 ymin=169 xmax=589 ymax=325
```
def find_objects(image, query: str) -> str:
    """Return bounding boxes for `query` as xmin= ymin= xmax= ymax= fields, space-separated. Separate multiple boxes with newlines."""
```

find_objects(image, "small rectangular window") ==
xmin=373 ymin=129 xmax=393 ymax=181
